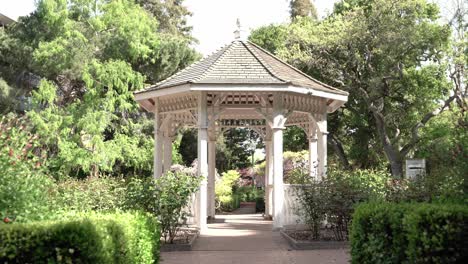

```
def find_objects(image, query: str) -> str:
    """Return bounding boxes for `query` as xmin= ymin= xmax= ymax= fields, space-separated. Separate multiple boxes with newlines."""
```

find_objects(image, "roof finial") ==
xmin=233 ymin=18 xmax=246 ymax=41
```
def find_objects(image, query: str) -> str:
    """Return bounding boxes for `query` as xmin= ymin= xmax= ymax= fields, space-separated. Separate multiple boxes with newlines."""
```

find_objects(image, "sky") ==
xmin=0 ymin=0 xmax=338 ymax=55
xmin=0 ymin=0 xmax=459 ymax=56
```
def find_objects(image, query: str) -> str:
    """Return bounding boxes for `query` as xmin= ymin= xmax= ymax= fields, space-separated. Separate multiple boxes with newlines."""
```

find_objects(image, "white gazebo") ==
xmin=134 ymin=38 xmax=348 ymax=232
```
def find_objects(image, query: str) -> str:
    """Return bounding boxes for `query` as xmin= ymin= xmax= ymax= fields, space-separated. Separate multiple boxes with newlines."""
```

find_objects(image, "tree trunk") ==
xmin=389 ymin=157 xmax=403 ymax=178
xmin=329 ymin=134 xmax=351 ymax=170
xmin=371 ymin=107 xmax=404 ymax=178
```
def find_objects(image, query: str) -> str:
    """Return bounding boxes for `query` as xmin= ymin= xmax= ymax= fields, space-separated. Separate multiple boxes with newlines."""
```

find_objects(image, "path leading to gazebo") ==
xmin=161 ymin=214 xmax=350 ymax=264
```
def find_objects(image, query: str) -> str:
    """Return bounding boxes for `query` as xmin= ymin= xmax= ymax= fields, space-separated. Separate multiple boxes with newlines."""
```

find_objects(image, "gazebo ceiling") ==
xmin=135 ymin=40 xmax=348 ymax=113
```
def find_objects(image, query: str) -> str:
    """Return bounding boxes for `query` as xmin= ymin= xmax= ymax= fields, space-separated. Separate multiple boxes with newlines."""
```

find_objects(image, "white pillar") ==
xmin=272 ymin=93 xmax=285 ymax=230
xmin=163 ymin=136 xmax=172 ymax=173
xmin=207 ymin=139 xmax=216 ymax=219
xmin=264 ymin=139 xmax=270 ymax=218
xmin=317 ymin=115 xmax=327 ymax=179
xmin=309 ymin=132 xmax=318 ymax=178
xmin=197 ymin=92 xmax=208 ymax=232
xmin=264 ymin=138 xmax=274 ymax=219
xmin=154 ymin=99 xmax=163 ymax=178
xmin=267 ymin=140 xmax=274 ymax=218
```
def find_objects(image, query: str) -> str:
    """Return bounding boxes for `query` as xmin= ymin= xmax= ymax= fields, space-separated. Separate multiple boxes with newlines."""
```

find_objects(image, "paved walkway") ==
xmin=161 ymin=214 xmax=350 ymax=264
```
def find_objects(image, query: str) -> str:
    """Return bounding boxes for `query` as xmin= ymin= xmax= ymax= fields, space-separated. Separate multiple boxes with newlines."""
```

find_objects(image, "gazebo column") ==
xmin=264 ymin=127 xmax=273 ymax=219
xmin=207 ymin=138 xmax=216 ymax=219
xmin=317 ymin=114 xmax=328 ymax=179
xmin=163 ymin=117 xmax=173 ymax=173
xmin=272 ymin=94 xmax=285 ymax=230
xmin=154 ymin=98 xmax=163 ymax=178
xmin=308 ymin=130 xmax=318 ymax=178
xmin=197 ymin=92 xmax=209 ymax=232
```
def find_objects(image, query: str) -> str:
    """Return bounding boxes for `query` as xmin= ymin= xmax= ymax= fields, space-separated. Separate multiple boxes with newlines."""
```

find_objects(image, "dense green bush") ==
xmin=350 ymin=203 xmax=410 ymax=263
xmin=125 ymin=172 xmax=200 ymax=243
xmin=295 ymin=166 xmax=390 ymax=240
xmin=405 ymin=203 xmax=468 ymax=263
xmin=55 ymin=176 xmax=126 ymax=213
xmin=235 ymin=186 xmax=265 ymax=213
xmin=0 ymin=211 xmax=160 ymax=263
xmin=0 ymin=115 xmax=56 ymax=222
xmin=351 ymin=202 xmax=468 ymax=264
xmin=215 ymin=170 xmax=241 ymax=211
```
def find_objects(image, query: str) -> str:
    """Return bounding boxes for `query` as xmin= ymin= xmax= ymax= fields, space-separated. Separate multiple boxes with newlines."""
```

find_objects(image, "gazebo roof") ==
xmin=136 ymin=40 xmax=347 ymax=96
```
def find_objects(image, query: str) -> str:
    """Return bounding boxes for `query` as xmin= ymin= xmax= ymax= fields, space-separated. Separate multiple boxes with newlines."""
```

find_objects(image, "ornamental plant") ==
xmin=0 ymin=114 xmax=55 ymax=222
xmin=125 ymin=171 xmax=201 ymax=244
xmin=215 ymin=170 xmax=241 ymax=211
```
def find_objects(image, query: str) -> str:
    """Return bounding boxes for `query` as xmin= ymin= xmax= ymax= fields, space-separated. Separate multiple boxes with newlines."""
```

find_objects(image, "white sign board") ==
xmin=406 ymin=159 xmax=426 ymax=179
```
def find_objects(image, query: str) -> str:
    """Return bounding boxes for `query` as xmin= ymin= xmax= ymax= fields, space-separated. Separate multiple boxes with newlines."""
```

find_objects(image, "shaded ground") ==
xmin=161 ymin=214 xmax=350 ymax=264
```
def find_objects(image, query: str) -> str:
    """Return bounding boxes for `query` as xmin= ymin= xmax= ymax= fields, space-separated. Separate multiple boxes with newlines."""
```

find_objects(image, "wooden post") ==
xmin=197 ymin=92 xmax=208 ymax=232
xmin=163 ymin=118 xmax=173 ymax=173
xmin=207 ymin=139 xmax=216 ymax=219
xmin=264 ymin=126 xmax=273 ymax=219
xmin=272 ymin=93 xmax=285 ymax=230
xmin=309 ymin=129 xmax=318 ymax=178
xmin=317 ymin=114 xmax=327 ymax=179
xmin=154 ymin=98 xmax=163 ymax=178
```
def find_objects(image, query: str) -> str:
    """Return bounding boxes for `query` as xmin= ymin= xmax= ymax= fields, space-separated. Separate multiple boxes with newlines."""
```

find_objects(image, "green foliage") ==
xmin=179 ymin=128 xmax=262 ymax=172
xmin=294 ymin=164 xmax=391 ymax=240
xmin=283 ymin=150 xmax=309 ymax=183
xmin=284 ymin=126 xmax=308 ymax=152
xmin=222 ymin=128 xmax=260 ymax=169
xmin=350 ymin=202 xmax=468 ymax=264
xmin=215 ymin=170 xmax=241 ymax=211
xmin=248 ymin=24 xmax=287 ymax=54
xmin=0 ymin=114 xmax=55 ymax=222
xmin=135 ymin=0 xmax=194 ymax=38
xmin=350 ymin=203 xmax=411 ymax=263
xmin=0 ymin=211 xmax=160 ymax=264
xmin=290 ymin=0 xmax=318 ymax=20
xmin=54 ymin=176 xmax=126 ymax=214
xmin=236 ymin=186 xmax=264 ymax=203
xmin=178 ymin=129 xmax=198 ymax=166
xmin=250 ymin=0 xmax=460 ymax=177
xmin=0 ymin=0 xmax=198 ymax=178
xmin=405 ymin=203 xmax=468 ymax=263
xmin=125 ymin=172 xmax=201 ymax=243
xmin=29 ymin=60 xmax=148 ymax=177
xmin=417 ymin=107 xmax=468 ymax=186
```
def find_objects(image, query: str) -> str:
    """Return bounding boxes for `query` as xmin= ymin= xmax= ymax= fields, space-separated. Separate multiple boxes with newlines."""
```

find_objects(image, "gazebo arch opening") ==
xmin=134 ymin=40 xmax=348 ymax=232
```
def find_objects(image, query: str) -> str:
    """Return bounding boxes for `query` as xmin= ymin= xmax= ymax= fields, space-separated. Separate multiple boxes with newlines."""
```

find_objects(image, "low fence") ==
xmin=283 ymin=184 xmax=305 ymax=228
xmin=185 ymin=184 xmax=307 ymax=228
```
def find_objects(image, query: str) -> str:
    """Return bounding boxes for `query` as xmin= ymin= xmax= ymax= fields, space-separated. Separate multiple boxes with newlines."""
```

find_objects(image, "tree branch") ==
xmin=329 ymin=133 xmax=351 ymax=170
xmin=400 ymin=94 xmax=458 ymax=156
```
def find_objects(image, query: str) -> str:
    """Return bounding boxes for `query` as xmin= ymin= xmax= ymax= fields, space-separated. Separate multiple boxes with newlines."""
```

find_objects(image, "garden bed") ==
xmin=281 ymin=230 xmax=349 ymax=250
xmin=160 ymin=228 xmax=199 ymax=252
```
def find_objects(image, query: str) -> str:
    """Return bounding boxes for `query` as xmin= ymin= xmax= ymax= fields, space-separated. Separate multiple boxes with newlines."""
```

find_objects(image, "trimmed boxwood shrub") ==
xmin=350 ymin=203 xmax=410 ymax=263
xmin=0 ymin=211 xmax=160 ymax=264
xmin=405 ymin=203 xmax=468 ymax=263
xmin=350 ymin=202 xmax=468 ymax=264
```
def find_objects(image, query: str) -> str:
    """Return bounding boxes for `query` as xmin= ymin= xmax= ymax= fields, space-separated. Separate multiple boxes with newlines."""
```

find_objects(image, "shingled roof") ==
xmin=137 ymin=40 xmax=347 ymax=96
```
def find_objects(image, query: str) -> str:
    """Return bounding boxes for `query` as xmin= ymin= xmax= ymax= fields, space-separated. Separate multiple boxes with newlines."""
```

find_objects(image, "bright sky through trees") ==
xmin=0 ymin=0 xmax=459 ymax=55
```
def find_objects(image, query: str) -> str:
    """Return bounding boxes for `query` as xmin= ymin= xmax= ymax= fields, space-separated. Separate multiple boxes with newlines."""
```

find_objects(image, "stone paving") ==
xmin=161 ymin=214 xmax=350 ymax=264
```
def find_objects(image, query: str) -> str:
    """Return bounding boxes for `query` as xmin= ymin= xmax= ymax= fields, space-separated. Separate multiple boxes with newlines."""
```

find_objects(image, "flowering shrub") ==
xmin=0 ymin=114 xmax=55 ymax=222
xmin=125 ymin=171 xmax=201 ymax=244
xmin=294 ymin=163 xmax=390 ymax=240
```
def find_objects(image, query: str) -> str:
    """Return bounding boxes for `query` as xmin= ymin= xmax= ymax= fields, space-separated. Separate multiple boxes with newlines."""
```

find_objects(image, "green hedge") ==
xmin=351 ymin=202 xmax=468 ymax=264
xmin=0 ymin=211 xmax=160 ymax=263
